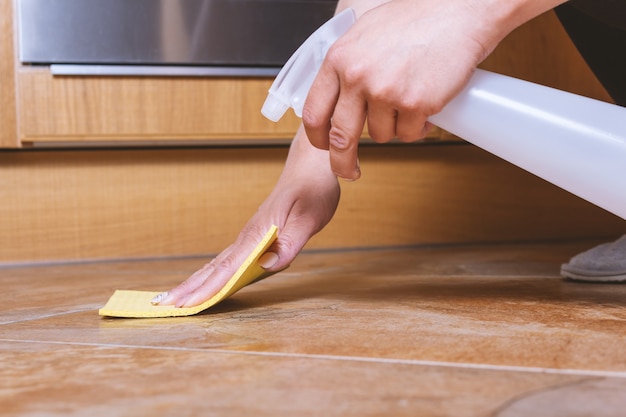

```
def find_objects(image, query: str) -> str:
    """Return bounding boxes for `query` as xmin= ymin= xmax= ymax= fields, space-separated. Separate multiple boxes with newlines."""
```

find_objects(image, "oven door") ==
xmin=17 ymin=0 xmax=337 ymax=77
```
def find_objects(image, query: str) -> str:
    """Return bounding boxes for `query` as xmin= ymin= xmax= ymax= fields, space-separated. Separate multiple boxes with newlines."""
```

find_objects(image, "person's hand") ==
xmin=152 ymin=126 xmax=340 ymax=308
xmin=303 ymin=0 xmax=492 ymax=180
xmin=303 ymin=0 xmax=561 ymax=180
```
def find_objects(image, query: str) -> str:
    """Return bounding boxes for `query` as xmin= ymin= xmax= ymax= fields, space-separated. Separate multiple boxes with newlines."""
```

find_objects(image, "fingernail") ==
xmin=258 ymin=252 xmax=279 ymax=269
xmin=151 ymin=292 xmax=168 ymax=305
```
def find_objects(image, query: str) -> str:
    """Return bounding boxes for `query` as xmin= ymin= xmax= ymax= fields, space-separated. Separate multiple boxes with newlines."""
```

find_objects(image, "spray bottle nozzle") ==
xmin=261 ymin=8 xmax=356 ymax=122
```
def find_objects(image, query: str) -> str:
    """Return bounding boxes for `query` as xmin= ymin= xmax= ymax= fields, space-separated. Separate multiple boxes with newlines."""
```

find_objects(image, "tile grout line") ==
xmin=0 ymin=308 xmax=98 ymax=326
xmin=3 ymin=337 xmax=626 ymax=380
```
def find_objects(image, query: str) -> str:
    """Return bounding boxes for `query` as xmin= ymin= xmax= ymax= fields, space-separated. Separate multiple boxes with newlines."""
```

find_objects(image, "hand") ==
xmin=302 ymin=0 xmax=560 ymax=180
xmin=153 ymin=126 xmax=340 ymax=308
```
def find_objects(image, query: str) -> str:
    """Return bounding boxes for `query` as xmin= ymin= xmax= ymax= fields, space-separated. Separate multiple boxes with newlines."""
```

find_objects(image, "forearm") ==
xmin=335 ymin=0 xmax=569 ymax=60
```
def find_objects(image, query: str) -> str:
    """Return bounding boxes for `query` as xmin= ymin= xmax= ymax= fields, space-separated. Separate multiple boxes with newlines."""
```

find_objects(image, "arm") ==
xmin=154 ymin=126 xmax=340 ymax=307
xmin=303 ymin=0 xmax=569 ymax=180
xmin=153 ymin=0 xmax=397 ymax=308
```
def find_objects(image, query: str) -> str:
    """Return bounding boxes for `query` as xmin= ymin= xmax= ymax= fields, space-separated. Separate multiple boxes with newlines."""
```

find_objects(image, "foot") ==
xmin=561 ymin=235 xmax=626 ymax=282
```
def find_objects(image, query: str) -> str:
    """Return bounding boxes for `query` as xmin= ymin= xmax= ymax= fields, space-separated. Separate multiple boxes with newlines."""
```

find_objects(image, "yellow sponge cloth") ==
xmin=99 ymin=225 xmax=278 ymax=318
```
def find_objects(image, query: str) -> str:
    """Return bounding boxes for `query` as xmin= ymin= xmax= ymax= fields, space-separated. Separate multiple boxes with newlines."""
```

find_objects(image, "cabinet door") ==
xmin=17 ymin=71 xmax=304 ymax=145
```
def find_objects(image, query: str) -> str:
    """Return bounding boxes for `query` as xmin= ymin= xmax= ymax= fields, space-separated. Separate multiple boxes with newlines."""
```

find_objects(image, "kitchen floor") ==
xmin=2 ymin=239 xmax=626 ymax=416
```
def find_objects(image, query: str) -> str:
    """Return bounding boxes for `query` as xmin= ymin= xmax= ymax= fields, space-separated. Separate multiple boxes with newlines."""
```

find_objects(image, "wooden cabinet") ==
xmin=0 ymin=0 xmax=613 ymax=148
xmin=17 ymin=71 xmax=303 ymax=144
xmin=0 ymin=0 xmax=18 ymax=148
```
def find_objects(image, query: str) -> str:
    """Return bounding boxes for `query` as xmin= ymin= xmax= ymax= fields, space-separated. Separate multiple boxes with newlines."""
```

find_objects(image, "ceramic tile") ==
xmin=2 ymin=242 xmax=625 ymax=374
xmin=3 ymin=241 xmax=626 ymax=416
xmin=3 ymin=340 xmax=619 ymax=417
xmin=0 ymin=259 xmax=199 ymax=324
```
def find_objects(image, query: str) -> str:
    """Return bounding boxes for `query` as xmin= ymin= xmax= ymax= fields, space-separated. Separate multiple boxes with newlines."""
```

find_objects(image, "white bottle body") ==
xmin=430 ymin=69 xmax=626 ymax=220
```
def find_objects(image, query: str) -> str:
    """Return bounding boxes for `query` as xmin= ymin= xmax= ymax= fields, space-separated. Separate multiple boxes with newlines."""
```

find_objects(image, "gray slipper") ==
xmin=561 ymin=235 xmax=626 ymax=282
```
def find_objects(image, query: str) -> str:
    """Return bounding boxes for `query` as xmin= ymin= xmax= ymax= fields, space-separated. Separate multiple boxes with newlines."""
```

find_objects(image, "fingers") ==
xmin=153 ymin=218 xmax=318 ymax=308
xmin=303 ymin=57 xmax=364 ymax=181
xmin=302 ymin=62 xmax=339 ymax=152
xmin=395 ymin=109 xmax=430 ymax=142
xmin=152 ymin=258 xmax=219 ymax=306
xmin=368 ymin=109 xmax=432 ymax=144
xmin=366 ymin=101 xmax=397 ymax=143
xmin=327 ymin=88 xmax=366 ymax=181
xmin=304 ymin=54 xmax=432 ymax=182
xmin=153 ymin=243 xmax=239 ymax=308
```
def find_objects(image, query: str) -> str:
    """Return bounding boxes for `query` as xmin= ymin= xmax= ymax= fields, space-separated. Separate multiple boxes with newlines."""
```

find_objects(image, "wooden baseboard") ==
xmin=1 ymin=143 xmax=623 ymax=264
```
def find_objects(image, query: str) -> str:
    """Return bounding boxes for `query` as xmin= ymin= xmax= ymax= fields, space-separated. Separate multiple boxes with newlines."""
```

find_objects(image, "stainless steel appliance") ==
xmin=17 ymin=0 xmax=338 ymax=76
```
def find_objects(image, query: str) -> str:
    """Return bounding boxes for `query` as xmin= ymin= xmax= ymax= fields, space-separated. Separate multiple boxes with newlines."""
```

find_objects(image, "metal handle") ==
xmin=50 ymin=65 xmax=280 ymax=77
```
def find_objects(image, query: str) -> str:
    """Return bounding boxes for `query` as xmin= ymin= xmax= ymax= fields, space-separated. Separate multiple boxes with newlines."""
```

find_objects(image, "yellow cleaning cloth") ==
xmin=99 ymin=225 xmax=278 ymax=318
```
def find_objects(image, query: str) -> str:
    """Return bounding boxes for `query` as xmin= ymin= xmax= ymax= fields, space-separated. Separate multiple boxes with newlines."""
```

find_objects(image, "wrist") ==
xmin=283 ymin=125 xmax=338 ymax=182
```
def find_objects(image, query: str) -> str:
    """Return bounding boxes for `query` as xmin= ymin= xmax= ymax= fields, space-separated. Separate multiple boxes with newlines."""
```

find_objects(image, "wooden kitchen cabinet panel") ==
xmin=0 ymin=0 xmax=18 ymax=147
xmin=18 ymin=70 xmax=304 ymax=144
xmin=16 ymin=69 xmax=453 ymax=145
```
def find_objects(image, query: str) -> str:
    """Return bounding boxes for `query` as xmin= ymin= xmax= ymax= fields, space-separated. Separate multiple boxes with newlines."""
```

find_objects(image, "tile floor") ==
xmin=2 ymin=239 xmax=626 ymax=416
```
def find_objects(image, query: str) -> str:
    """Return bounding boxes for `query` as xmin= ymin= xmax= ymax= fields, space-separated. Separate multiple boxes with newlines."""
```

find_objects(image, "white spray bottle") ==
xmin=262 ymin=9 xmax=626 ymax=221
